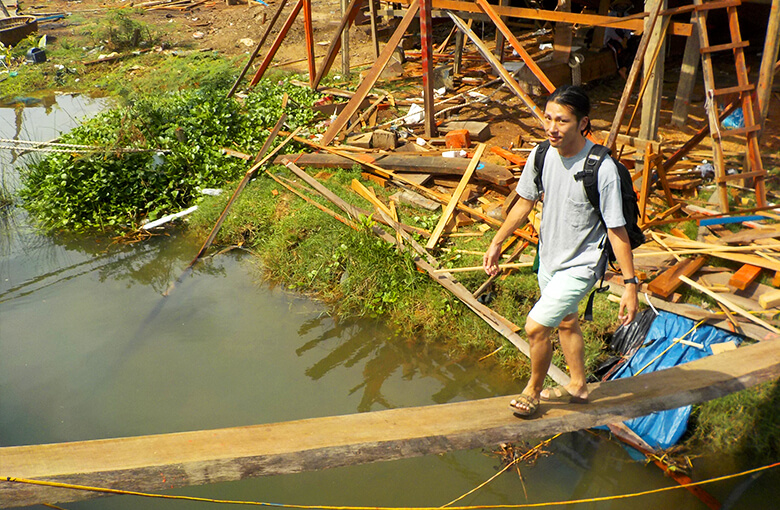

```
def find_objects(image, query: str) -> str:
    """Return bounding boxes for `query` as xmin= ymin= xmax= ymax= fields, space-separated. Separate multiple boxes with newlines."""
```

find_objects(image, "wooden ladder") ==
xmin=694 ymin=0 xmax=767 ymax=211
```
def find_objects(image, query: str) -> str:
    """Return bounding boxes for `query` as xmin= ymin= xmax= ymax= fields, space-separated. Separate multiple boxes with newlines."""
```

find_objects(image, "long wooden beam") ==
xmin=391 ymin=0 xmax=693 ymax=36
xmin=2 ymin=340 xmax=778 ymax=508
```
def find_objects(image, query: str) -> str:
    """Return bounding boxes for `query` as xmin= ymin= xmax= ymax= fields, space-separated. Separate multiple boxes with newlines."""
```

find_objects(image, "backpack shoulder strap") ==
xmin=533 ymin=140 xmax=551 ymax=195
xmin=577 ymin=143 xmax=611 ymax=214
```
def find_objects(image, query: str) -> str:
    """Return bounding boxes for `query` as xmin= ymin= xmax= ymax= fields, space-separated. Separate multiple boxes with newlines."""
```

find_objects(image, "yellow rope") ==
xmin=4 ymin=461 xmax=779 ymax=509
xmin=441 ymin=435 xmax=563 ymax=508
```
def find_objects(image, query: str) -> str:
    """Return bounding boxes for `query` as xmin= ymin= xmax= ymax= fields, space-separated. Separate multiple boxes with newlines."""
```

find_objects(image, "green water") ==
xmin=0 ymin=96 xmax=776 ymax=510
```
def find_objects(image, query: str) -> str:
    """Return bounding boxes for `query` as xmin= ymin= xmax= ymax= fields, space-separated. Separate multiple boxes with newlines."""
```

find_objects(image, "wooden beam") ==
xmin=393 ymin=0 xmax=693 ymax=36
xmin=757 ymin=0 xmax=780 ymax=134
xmin=3 ymin=340 xmax=778 ymax=507
xmin=426 ymin=144 xmax=486 ymax=249
xmin=420 ymin=0 xmax=437 ymax=138
xmin=729 ymin=264 xmax=763 ymax=291
xmin=320 ymin=1 xmax=420 ymax=145
xmin=605 ymin=0 xmax=664 ymax=152
xmin=647 ymin=255 xmax=708 ymax=299
xmin=446 ymin=12 xmax=545 ymax=126
xmin=476 ymin=0 xmax=555 ymax=93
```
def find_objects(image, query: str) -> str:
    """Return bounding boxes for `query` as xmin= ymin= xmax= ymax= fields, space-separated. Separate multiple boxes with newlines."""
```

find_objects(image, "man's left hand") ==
xmin=618 ymin=289 xmax=638 ymax=326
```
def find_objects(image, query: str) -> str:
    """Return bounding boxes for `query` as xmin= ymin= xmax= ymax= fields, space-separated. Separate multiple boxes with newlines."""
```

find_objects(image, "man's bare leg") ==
xmin=510 ymin=317 xmax=554 ymax=413
xmin=541 ymin=312 xmax=589 ymax=401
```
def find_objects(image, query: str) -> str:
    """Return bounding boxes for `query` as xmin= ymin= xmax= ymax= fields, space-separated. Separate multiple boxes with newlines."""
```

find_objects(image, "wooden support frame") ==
xmin=671 ymin=12 xmax=701 ymax=127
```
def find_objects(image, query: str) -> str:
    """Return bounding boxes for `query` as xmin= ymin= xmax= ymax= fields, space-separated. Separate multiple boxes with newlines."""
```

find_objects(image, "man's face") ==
xmin=544 ymin=102 xmax=589 ymax=154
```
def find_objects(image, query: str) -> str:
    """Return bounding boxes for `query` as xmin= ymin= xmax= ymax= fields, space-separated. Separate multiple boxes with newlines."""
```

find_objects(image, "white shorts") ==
xmin=528 ymin=265 xmax=596 ymax=328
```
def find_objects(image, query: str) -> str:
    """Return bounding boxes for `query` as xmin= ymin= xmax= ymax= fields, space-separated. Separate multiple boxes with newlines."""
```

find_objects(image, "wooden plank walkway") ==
xmin=2 ymin=339 xmax=779 ymax=508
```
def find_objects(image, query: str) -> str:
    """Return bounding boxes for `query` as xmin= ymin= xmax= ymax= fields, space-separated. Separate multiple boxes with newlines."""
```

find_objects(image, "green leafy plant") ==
xmin=19 ymin=79 xmax=321 ymax=231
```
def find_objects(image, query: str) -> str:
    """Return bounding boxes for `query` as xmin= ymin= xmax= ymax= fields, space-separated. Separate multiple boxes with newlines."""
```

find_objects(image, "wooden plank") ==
xmin=647 ymin=255 xmax=708 ymax=299
xmin=729 ymin=264 xmax=763 ymax=291
xmin=273 ymin=152 xmax=513 ymax=186
xmin=320 ymin=1 xmax=420 ymax=145
xmin=393 ymin=0 xmax=693 ymax=36
xmin=639 ymin=1 xmax=668 ymax=143
xmin=719 ymin=228 xmax=780 ymax=245
xmin=699 ymin=40 xmax=750 ymax=54
xmin=679 ymin=275 xmax=780 ymax=334
xmin=426 ymin=144 xmax=486 ymax=249
xmin=3 ymin=340 xmax=778 ymax=507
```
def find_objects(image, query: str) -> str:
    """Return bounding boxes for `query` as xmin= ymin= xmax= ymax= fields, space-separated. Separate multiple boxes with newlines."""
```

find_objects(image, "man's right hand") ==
xmin=483 ymin=243 xmax=502 ymax=276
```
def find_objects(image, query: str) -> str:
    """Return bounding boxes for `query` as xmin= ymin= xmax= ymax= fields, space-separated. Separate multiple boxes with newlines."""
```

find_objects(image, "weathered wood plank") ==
xmin=2 ymin=340 xmax=778 ymax=508
xmin=273 ymin=152 xmax=514 ymax=186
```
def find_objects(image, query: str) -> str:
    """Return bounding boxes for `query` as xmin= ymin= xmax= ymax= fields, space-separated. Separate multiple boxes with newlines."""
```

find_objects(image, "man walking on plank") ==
xmin=483 ymin=85 xmax=638 ymax=417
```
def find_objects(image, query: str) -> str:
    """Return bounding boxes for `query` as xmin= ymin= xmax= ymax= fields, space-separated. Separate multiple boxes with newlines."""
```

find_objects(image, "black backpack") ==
xmin=533 ymin=140 xmax=646 ymax=320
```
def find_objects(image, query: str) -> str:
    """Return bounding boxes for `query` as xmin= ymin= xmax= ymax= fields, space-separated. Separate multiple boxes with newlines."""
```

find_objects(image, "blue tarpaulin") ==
xmin=607 ymin=311 xmax=742 ymax=449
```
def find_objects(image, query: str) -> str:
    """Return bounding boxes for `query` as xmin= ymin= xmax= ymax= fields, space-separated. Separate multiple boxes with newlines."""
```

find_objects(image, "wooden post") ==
xmin=605 ymin=0 xmax=664 ymax=152
xmin=757 ymin=0 xmax=780 ymax=135
xmin=671 ymin=13 xmax=700 ymax=127
xmin=0 ymin=0 xmax=9 ymax=18
xmin=639 ymin=0 xmax=668 ymax=142
xmin=302 ymin=0 xmax=316 ymax=88
xmin=368 ymin=0 xmax=380 ymax=59
xmin=591 ymin=0 xmax=611 ymax=51
xmin=551 ymin=0 xmax=572 ymax=64
xmin=340 ymin=0 xmax=351 ymax=78
xmin=452 ymin=23 xmax=465 ymax=75
xmin=420 ymin=0 xmax=437 ymax=138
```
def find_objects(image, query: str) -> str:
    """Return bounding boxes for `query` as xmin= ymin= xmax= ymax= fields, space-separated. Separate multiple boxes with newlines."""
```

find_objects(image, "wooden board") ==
xmin=274 ymin=152 xmax=514 ymax=186
xmin=647 ymin=256 xmax=708 ymax=299
xmin=2 ymin=339 xmax=778 ymax=508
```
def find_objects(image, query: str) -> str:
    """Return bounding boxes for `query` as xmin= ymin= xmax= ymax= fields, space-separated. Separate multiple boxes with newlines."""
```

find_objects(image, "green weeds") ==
xmin=19 ymin=79 xmax=320 ymax=231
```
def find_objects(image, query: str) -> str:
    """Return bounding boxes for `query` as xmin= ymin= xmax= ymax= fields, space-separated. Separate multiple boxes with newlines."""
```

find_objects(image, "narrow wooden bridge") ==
xmin=1 ymin=339 xmax=778 ymax=508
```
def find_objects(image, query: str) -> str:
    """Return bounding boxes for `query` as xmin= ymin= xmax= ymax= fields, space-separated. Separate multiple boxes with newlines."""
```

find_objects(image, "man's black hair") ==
xmin=547 ymin=85 xmax=593 ymax=136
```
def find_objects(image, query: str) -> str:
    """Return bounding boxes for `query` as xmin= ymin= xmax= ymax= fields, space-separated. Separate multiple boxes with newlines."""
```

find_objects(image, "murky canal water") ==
xmin=1 ymin=96 xmax=776 ymax=510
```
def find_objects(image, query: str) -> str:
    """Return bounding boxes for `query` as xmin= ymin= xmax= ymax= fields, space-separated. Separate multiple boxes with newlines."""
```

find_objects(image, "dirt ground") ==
xmin=32 ymin=0 xmax=780 ymax=178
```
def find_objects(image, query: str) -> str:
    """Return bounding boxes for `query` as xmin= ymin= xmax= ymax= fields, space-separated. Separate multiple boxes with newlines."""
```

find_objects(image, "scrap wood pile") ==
xmin=213 ymin=0 xmax=780 ymax=345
